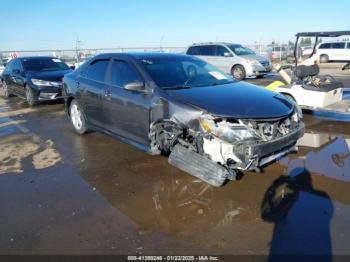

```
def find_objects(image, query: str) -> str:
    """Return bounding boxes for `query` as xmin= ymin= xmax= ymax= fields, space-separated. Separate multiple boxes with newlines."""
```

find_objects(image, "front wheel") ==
xmin=26 ymin=86 xmax=38 ymax=106
xmin=69 ymin=100 xmax=87 ymax=134
xmin=231 ymin=65 xmax=246 ymax=81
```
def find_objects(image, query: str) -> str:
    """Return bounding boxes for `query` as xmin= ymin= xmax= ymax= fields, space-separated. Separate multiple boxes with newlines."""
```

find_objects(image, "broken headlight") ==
xmin=200 ymin=117 xmax=258 ymax=143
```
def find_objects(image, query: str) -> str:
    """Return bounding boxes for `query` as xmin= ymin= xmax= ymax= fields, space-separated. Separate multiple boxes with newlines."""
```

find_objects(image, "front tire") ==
xmin=231 ymin=65 xmax=246 ymax=81
xmin=26 ymin=86 xmax=38 ymax=106
xmin=69 ymin=99 xmax=87 ymax=134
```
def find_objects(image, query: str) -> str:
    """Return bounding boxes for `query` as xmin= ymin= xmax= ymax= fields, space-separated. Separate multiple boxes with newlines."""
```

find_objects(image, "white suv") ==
xmin=315 ymin=42 xmax=350 ymax=63
xmin=186 ymin=43 xmax=272 ymax=80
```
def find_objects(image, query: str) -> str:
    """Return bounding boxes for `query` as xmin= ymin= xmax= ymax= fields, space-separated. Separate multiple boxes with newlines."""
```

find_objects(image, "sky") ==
xmin=0 ymin=0 xmax=349 ymax=51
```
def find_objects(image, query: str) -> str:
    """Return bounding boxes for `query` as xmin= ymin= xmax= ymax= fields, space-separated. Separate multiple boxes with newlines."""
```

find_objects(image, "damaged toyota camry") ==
xmin=62 ymin=53 xmax=304 ymax=186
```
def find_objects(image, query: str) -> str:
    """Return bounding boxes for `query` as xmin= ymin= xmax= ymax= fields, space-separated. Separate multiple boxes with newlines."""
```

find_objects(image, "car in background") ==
xmin=186 ymin=42 xmax=271 ymax=80
xmin=62 ymin=52 xmax=304 ymax=186
xmin=301 ymin=46 xmax=313 ymax=57
xmin=268 ymin=46 xmax=288 ymax=60
xmin=315 ymin=41 xmax=350 ymax=63
xmin=1 ymin=56 xmax=72 ymax=106
xmin=0 ymin=60 xmax=5 ymax=76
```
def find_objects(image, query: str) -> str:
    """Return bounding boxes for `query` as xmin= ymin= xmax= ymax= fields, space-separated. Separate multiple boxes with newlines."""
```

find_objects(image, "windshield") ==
xmin=22 ymin=57 xmax=70 ymax=72
xmin=140 ymin=56 xmax=234 ymax=89
xmin=228 ymin=44 xmax=256 ymax=56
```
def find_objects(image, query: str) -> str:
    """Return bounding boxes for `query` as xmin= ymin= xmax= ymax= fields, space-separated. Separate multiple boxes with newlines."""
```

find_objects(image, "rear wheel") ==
xmin=69 ymin=99 xmax=87 ymax=134
xmin=26 ymin=86 xmax=38 ymax=106
xmin=2 ymin=81 xmax=11 ymax=98
xmin=320 ymin=54 xmax=329 ymax=63
xmin=231 ymin=65 xmax=246 ymax=81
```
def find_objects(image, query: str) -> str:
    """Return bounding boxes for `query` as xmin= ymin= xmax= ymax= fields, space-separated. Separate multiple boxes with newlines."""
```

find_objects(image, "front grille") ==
xmin=240 ymin=113 xmax=299 ymax=142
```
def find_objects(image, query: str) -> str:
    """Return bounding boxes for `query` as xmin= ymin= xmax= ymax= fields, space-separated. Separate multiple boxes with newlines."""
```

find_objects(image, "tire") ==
xmin=320 ymin=54 xmax=329 ymax=63
xmin=69 ymin=99 xmax=87 ymax=134
xmin=2 ymin=81 xmax=11 ymax=98
xmin=26 ymin=86 xmax=38 ymax=106
xmin=231 ymin=65 xmax=246 ymax=81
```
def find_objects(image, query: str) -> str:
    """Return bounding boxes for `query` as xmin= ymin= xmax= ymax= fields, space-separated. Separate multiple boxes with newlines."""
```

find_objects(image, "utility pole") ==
xmin=75 ymin=37 xmax=83 ymax=63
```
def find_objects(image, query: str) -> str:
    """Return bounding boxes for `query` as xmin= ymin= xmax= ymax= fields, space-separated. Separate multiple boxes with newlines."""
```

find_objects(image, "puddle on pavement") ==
xmin=0 ymin=134 xmax=62 ymax=174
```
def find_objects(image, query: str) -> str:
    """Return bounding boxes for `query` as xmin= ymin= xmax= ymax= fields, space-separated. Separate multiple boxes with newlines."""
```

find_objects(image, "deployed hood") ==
xmin=166 ymin=82 xmax=294 ymax=119
xmin=27 ymin=69 xmax=72 ymax=82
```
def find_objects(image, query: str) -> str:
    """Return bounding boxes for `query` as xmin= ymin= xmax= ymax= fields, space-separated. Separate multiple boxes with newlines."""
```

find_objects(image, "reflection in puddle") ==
xmin=281 ymin=133 xmax=350 ymax=182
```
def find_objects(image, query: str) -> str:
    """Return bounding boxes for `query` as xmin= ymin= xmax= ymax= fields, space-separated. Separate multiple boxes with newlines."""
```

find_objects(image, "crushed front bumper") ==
xmin=234 ymin=123 xmax=305 ymax=170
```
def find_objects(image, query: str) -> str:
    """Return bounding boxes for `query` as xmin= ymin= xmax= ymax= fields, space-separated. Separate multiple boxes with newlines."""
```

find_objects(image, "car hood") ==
xmin=240 ymin=54 xmax=270 ymax=63
xmin=27 ymin=69 xmax=72 ymax=82
xmin=166 ymin=82 xmax=294 ymax=119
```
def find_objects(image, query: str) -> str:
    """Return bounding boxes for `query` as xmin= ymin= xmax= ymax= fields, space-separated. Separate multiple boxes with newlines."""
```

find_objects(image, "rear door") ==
xmin=2 ymin=60 xmax=15 ymax=92
xmin=103 ymin=58 xmax=151 ymax=146
xmin=76 ymin=58 xmax=110 ymax=128
xmin=11 ymin=59 xmax=25 ymax=96
xmin=331 ymin=42 xmax=346 ymax=61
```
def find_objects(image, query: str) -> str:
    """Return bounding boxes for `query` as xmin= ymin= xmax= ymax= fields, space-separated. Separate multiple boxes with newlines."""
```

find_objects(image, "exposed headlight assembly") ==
xmin=200 ymin=116 xmax=258 ymax=143
xmin=31 ymin=79 xmax=61 ymax=87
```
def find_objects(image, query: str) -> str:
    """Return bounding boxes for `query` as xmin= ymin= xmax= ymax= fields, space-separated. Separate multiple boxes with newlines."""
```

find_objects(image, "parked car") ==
xmin=63 ymin=53 xmax=304 ymax=186
xmin=186 ymin=42 xmax=272 ymax=80
xmin=315 ymin=41 xmax=350 ymax=63
xmin=268 ymin=46 xmax=288 ymax=60
xmin=0 ymin=60 xmax=5 ymax=76
xmin=0 ymin=56 xmax=72 ymax=106
xmin=301 ymin=46 xmax=314 ymax=57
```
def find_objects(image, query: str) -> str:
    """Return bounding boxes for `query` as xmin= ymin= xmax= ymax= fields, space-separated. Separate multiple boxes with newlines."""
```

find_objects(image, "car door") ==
xmin=2 ymin=60 xmax=15 ymax=92
xmin=103 ymin=58 xmax=151 ymax=146
xmin=76 ymin=58 xmax=109 ymax=128
xmin=213 ymin=45 xmax=235 ymax=73
xmin=198 ymin=45 xmax=216 ymax=66
xmin=332 ymin=42 xmax=346 ymax=60
xmin=11 ymin=59 xmax=26 ymax=96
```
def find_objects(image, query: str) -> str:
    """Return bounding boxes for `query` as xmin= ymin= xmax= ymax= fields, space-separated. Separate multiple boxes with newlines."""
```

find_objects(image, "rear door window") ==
xmin=187 ymin=46 xmax=201 ymax=55
xmin=319 ymin=43 xmax=331 ymax=49
xmin=110 ymin=60 xmax=143 ymax=87
xmin=331 ymin=42 xmax=345 ymax=49
xmin=200 ymin=45 xmax=215 ymax=56
xmin=85 ymin=59 xmax=109 ymax=82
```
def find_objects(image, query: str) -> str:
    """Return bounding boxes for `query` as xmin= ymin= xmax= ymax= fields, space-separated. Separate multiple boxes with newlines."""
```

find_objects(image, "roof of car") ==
xmin=18 ymin=56 xmax=57 ymax=60
xmin=94 ymin=52 xmax=190 ymax=60
xmin=296 ymin=31 xmax=350 ymax=37
xmin=190 ymin=42 xmax=239 ymax=46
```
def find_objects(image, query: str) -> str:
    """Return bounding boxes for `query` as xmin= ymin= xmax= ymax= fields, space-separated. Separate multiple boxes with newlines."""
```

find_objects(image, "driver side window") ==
xmin=215 ymin=45 xmax=231 ymax=57
xmin=110 ymin=60 xmax=143 ymax=88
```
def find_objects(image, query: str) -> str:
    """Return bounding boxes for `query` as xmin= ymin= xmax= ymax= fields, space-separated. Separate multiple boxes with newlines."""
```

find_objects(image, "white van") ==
xmin=186 ymin=42 xmax=272 ymax=80
xmin=315 ymin=42 xmax=350 ymax=63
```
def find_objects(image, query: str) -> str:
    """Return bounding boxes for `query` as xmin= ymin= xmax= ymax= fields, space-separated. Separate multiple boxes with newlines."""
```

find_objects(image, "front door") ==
xmin=103 ymin=59 xmax=151 ymax=146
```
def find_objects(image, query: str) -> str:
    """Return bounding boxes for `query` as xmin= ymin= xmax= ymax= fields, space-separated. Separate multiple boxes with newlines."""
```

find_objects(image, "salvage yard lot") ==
xmin=0 ymin=72 xmax=350 ymax=256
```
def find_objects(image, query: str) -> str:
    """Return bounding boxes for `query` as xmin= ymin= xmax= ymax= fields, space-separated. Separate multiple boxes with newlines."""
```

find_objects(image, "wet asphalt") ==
xmin=0 ymin=74 xmax=349 ymax=257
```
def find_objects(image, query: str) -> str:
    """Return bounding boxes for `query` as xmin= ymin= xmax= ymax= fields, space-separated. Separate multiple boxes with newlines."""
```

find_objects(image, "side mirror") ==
xmin=224 ymin=52 xmax=233 ymax=57
xmin=124 ymin=81 xmax=145 ymax=92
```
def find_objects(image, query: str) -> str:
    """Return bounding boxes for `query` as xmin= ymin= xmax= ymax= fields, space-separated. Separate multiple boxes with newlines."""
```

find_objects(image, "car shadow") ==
xmin=261 ymin=167 xmax=333 ymax=261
